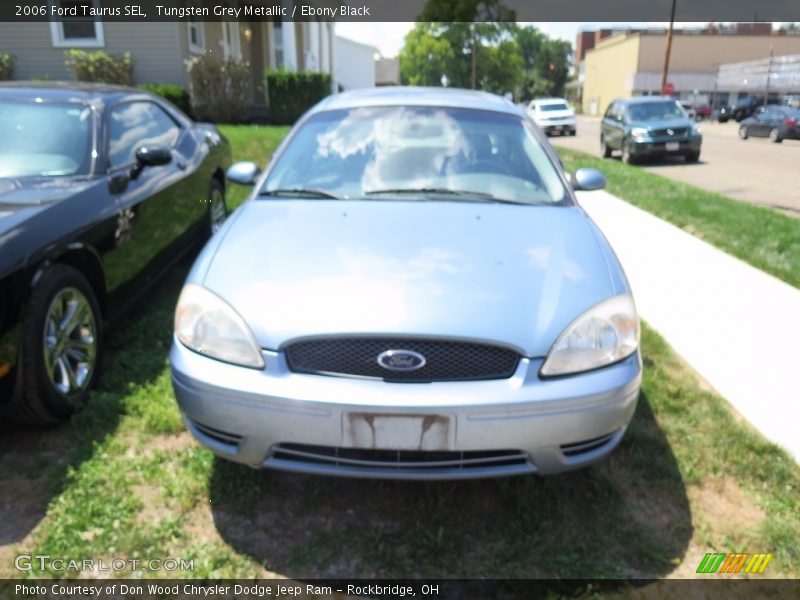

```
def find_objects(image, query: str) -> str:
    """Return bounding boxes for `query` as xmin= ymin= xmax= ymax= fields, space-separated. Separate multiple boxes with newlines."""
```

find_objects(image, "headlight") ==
xmin=630 ymin=127 xmax=649 ymax=139
xmin=692 ymin=123 xmax=702 ymax=135
xmin=540 ymin=294 xmax=639 ymax=377
xmin=175 ymin=284 xmax=265 ymax=369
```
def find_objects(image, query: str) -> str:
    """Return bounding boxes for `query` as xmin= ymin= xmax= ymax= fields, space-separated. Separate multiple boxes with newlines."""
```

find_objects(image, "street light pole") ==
xmin=661 ymin=0 xmax=677 ymax=94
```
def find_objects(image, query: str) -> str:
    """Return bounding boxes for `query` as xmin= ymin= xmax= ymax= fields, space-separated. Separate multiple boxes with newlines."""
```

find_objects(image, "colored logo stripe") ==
xmin=697 ymin=552 xmax=772 ymax=574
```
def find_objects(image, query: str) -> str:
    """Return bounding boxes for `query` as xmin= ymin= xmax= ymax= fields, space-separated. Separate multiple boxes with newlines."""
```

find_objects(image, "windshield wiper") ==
xmin=365 ymin=187 xmax=528 ymax=205
xmin=260 ymin=187 xmax=340 ymax=199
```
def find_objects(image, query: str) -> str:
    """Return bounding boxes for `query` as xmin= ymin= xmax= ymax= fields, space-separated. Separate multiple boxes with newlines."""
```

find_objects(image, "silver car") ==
xmin=170 ymin=87 xmax=641 ymax=479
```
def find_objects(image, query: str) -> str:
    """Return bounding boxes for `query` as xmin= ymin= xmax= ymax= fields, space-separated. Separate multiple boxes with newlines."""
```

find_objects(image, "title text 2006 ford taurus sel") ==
xmin=170 ymin=87 xmax=641 ymax=479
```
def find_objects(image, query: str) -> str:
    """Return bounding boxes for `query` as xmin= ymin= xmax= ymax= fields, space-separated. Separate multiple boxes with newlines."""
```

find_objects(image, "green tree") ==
xmin=398 ymin=22 xmax=521 ymax=94
xmin=512 ymin=25 xmax=573 ymax=100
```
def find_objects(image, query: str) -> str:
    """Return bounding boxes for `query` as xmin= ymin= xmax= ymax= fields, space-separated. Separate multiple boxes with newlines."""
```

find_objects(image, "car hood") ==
xmin=0 ymin=177 xmax=94 ymax=235
xmin=201 ymin=199 xmax=622 ymax=357
xmin=629 ymin=117 xmax=693 ymax=131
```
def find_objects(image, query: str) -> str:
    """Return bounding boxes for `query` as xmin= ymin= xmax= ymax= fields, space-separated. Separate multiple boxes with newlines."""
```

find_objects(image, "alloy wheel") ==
xmin=209 ymin=186 xmax=226 ymax=234
xmin=42 ymin=287 xmax=97 ymax=399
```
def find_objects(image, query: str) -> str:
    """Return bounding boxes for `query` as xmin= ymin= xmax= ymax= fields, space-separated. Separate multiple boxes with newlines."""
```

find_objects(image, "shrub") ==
xmin=186 ymin=56 xmax=251 ymax=123
xmin=265 ymin=69 xmax=332 ymax=124
xmin=139 ymin=83 xmax=192 ymax=117
xmin=65 ymin=50 xmax=133 ymax=85
xmin=0 ymin=54 xmax=14 ymax=80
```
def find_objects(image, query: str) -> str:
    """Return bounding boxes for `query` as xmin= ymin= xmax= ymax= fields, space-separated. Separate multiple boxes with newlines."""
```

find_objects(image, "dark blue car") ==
xmin=600 ymin=96 xmax=702 ymax=164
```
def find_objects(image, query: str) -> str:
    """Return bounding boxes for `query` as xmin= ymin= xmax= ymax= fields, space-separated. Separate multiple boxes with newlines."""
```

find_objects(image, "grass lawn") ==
xmin=0 ymin=126 xmax=797 ymax=585
xmin=558 ymin=147 xmax=800 ymax=290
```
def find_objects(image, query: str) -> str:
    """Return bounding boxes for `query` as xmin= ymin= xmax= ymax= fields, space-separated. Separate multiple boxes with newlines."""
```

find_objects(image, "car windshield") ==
xmin=539 ymin=103 xmax=569 ymax=111
xmin=627 ymin=101 xmax=686 ymax=122
xmin=261 ymin=106 xmax=566 ymax=205
xmin=0 ymin=100 xmax=93 ymax=178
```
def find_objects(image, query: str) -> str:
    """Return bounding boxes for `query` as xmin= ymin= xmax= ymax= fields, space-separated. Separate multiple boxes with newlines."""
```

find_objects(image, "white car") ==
xmin=528 ymin=98 xmax=576 ymax=136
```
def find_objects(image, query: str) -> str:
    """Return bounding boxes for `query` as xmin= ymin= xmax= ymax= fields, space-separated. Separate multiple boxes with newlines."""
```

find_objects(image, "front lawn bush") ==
xmin=265 ymin=69 xmax=332 ymax=124
xmin=0 ymin=54 xmax=14 ymax=80
xmin=187 ymin=56 xmax=251 ymax=123
xmin=65 ymin=50 xmax=133 ymax=85
xmin=139 ymin=83 xmax=192 ymax=117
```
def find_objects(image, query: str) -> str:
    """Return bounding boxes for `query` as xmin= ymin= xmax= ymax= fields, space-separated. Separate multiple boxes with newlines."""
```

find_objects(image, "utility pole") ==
xmin=661 ymin=0 xmax=677 ymax=94
xmin=764 ymin=45 xmax=774 ymax=107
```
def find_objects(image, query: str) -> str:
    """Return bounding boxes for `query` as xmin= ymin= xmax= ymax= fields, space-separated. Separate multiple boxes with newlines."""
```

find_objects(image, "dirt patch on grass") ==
xmin=689 ymin=477 xmax=765 ymax=537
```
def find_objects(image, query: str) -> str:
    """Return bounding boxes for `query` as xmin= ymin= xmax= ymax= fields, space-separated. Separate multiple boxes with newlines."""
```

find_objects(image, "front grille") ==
xmin=271 ymin=443 xmax=529 ymax=470
xmin=651 ymin=127 xmax=688 ymax=138
xmin=284 ymin=337 xmax=520 ymax=382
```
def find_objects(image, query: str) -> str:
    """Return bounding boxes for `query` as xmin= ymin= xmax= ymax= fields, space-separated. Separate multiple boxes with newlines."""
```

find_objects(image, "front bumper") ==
xmin=170 ymin=339 xmax=641 ymax=479
xmin=539 ymin=119 xmax=576 ymax=135
xmin=630 ymin=135 xmax=701 ymax=157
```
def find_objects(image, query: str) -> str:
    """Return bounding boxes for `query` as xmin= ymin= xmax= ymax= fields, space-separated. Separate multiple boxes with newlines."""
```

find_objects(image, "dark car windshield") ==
xmin=627 ymin=100 xmax=687 ymax=122
xmin=0 ymin=100 xmax=93 ymax=178
xmin=261 ymin=106 xmax=566 ymax=204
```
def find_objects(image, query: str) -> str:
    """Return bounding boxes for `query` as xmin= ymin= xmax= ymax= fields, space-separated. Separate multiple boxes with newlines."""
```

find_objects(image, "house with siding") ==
xmin=0 ymin=0 xmax=337 ymax=117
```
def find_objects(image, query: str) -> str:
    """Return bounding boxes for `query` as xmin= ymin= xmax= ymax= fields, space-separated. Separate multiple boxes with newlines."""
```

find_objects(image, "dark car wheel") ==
xmin=621 ymin=141 xmax=636 ymax=165
xmin=738 ymin=126 xmax=748 ymax=140
xmin=601 ymin=136 xmax=612 ymax=158
xmin=685 ymin=151 xmax=700 ymax=163
xmin=769 ymin=128 xmax=783 ymax=144
xmin=208 ymin=178 xmax=227 ymax=235
xmin=9 ymin=265 xmax=102 ymax=424
xmin=569 ymin=129 xmax=576 ymax=136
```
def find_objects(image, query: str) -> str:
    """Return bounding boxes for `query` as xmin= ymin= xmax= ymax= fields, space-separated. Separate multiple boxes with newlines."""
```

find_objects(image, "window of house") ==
xmin=49 ymin=0 xmax=104 ymax=48
xmin=273 ymin=19 xmax=284 ymax=68
xmin=108 ymin=102 xmax=180 ymax=169
xmin=188 ymin=14 xmax=205 ymax=55
xmin=222 ymin=21 xmax=242 ymax=60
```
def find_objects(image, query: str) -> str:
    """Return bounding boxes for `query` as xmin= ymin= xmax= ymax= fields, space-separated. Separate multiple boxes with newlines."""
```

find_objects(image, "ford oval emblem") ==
xmin=377 ymin=349 xmax=427 ymax=371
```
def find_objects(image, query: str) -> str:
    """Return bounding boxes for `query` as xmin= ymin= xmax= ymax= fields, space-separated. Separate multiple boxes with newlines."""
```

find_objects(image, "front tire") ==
xmin=738 ymin=126 xmax=748 ymax=140
xmin=769 ymin=128 xmax=783 ymax=143
xmin=685 ymin=151 xmax=700 ymax=163
xmin=601 ymin=136 xmax=612 ymax=158
xmin=621 ymin=141 xmax=637 ymax=165
xmin=9 ymin=265 xmax=103 ymax=424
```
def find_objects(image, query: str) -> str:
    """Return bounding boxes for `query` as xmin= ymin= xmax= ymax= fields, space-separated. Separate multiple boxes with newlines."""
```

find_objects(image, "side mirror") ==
xmin=571 ymin=168 xmax=607 ymax=191
xmin=226 ymin=161 xmax=260 ymax=186
xmin=135 ymin=145 xmax=172 ymax=167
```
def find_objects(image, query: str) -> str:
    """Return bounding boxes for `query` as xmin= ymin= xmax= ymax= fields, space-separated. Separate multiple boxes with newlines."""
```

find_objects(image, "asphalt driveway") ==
xmin=552 ymin=116 xmax=800 ymax=218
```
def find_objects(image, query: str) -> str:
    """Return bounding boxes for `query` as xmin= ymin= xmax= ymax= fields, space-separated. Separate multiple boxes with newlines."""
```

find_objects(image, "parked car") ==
xmin=171 ymin=87 xmax=642 ymax=480
xmin=738 ymin=106 xmax=800 ymax=143
xmin=0 ymin=82 xmax=231 ymax=423
xmin=680 ymin=102 xmax=697 ymax=121
xmin=693 ymin=104 xmax=714 ymax=120
xmin=527 ymin=98 xmax=577 ymax=136
xmin=718 ymin=96 xmax=781 ymax=123
xmin=600 ymin=96 xmax=702 ymax=164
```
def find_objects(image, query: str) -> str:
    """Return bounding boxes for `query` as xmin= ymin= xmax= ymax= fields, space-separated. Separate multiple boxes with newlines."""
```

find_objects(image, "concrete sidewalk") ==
xmin=577 ymin=190 xmax=800 ymax=462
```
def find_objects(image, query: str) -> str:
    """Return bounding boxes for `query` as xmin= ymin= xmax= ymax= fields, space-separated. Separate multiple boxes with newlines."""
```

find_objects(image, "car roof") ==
xmin=530 ymin=98 xmax=569 ymax=104
xmin=615 ymin=96 xmax=678 ymax=106
xmin=310 ymin=86 xmax=521 ymax=117
xmin=0 ymin=81 xmax=148 ymax=107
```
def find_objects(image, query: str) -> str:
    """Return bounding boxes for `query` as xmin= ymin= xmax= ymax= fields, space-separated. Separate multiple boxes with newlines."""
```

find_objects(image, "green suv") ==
xmin=600 ymin=96 xmax=702 ymax=164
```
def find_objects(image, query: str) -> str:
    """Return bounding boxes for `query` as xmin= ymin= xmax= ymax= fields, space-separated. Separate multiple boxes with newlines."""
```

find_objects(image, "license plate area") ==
xmin=666 ymin=141 xmax=680 ymax=151
xmin=343 ymin=413 xmax=454 ymax=451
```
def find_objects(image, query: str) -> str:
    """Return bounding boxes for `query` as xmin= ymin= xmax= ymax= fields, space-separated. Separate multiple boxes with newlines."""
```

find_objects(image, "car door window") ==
xmin=108 ymin=101 xmax=181 ymax=169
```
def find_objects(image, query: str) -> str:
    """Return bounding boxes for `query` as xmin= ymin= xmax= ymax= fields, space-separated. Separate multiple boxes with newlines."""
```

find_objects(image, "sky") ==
xmin=336 ymin=22 xmax=725 ymax=58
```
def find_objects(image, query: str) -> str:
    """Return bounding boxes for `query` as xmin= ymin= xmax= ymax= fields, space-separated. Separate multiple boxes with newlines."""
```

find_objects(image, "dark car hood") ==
xmin=629 ymin=117 xmax=693 ymax=131
xmin=0 ymin=177 xmax=95 ymax=235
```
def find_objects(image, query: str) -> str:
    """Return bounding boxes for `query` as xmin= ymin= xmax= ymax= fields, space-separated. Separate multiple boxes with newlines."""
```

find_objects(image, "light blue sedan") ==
xmin=170 ymin=87 xmax=641 ymax=479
